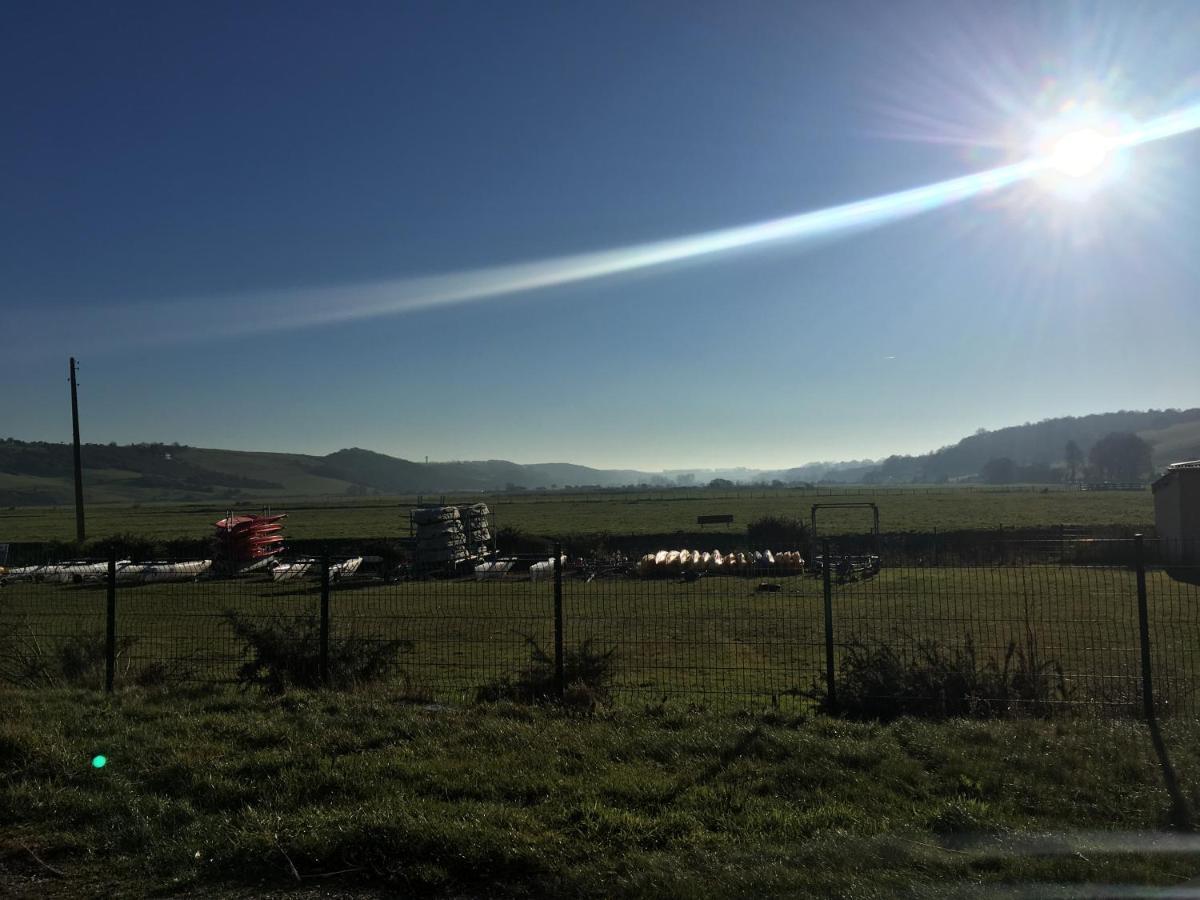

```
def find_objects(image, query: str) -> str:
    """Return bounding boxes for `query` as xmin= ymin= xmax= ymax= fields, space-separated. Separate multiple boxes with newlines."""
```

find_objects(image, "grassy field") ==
xmin=4 ymin=687 xmax=1200 ymax=897
xmin=4 ymin=564 xmax=1198 ymax=711
xmin=0 ymin=485 xmax=1154 ymax=543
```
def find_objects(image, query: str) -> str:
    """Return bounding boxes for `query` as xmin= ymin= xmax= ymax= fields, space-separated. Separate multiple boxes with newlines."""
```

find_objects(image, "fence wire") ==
xmin=1 ymin=540 xmax=1198 ymax=715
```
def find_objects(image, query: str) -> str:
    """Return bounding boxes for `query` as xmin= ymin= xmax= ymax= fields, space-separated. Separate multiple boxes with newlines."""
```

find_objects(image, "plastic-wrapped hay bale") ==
xmin=529 ymin=556 xmax=566 ymax=581
xmin=782 ymin=551 xmax=804 ymax=572
xmin=636 ymin=554 xmax=656 ymax=577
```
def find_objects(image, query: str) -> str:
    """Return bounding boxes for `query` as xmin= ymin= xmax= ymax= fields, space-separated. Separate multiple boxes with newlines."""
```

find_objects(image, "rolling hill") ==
xmin=0 ymin=440 xmax=657 ymax=505
xmin=854 ymin=408 xmax=1200 ymax=484
xmin=1 ymin=407 xmax=1197 ymax=504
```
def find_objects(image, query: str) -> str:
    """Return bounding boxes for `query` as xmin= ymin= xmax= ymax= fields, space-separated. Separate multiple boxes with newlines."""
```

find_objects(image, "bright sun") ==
xmin=1046 ymin=128 xmax=1112 ymax=178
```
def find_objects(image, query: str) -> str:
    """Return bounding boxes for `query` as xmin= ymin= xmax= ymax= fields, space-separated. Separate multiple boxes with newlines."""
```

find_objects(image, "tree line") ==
xmin=980 ymin=431 xmax=1154 ymax=485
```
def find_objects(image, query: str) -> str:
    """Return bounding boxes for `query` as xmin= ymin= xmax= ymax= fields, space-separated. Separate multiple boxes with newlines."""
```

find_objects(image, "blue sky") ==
xmin=2 ymin=1 xmax=1198 ymax=470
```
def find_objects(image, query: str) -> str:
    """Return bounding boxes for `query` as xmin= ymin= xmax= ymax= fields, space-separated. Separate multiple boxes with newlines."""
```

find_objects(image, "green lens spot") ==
xmin=91 ymin=755 xmax=107 ymax=769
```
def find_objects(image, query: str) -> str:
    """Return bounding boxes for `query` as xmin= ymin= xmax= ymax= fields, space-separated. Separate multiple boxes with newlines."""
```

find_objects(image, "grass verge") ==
xmin=4 ymin=687 xmax=1200 ymax=897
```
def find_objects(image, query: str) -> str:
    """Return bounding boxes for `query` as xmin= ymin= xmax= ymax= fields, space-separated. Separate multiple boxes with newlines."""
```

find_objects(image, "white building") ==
xmin=1153 ymin=461 xmax=1200 ymax=563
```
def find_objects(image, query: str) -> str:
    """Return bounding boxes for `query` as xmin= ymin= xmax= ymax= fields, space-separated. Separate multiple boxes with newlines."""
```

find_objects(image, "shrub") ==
xmin=495 ymin=526 xmax=553 ymax=555
xmin=746 ymin=515 xmax=808 ymax=550
xmin=815 ymin=628 xmax=1070 ymax=720
xmin=477 ymin=635 xmax=617 ymax=705
xmin=0 ymin=622 xmax=136 ymax=689
xmin=129 ymin=658 xmax=198 ymax=688
xmin=223 ymin=611 xmax=412 ymax=693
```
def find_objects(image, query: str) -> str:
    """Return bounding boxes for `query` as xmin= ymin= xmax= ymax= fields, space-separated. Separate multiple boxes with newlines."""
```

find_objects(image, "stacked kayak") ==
xmin=635 ymin=550 xmax=805 ymax=577
xmin=2 ymin=560 xmax=129 ymax=584
xmin=214 ymin=513 xmax=285 ymax=564
xmin=2 ymin=559 xmax=210 ymax=584
xmin=271 ymin=556 xmax=363 ymax=582
xmin=115 ymin=560 xmax=213 ymax=584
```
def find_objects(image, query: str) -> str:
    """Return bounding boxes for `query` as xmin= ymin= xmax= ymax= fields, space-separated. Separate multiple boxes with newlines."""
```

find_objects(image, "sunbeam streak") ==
xmin=19 ymin=100 xmax=1200 ymax=353
xmin=278 ymin=158 xmax=1041 ymax=332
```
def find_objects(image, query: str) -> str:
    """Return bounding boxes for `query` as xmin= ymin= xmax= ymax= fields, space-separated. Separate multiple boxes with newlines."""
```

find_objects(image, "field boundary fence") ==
xmin=1 ymin=538 xmax=1197 ymax=718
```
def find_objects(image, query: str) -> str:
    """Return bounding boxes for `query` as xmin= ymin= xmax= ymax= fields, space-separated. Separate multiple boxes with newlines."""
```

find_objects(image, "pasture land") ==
xmin=4 ymin=562 xmax=1197 ymax=711
xmin=0 ymin=485 xmax=1154 ymax=543
xmin=4 ymin=687 xmax=1200 ymax=897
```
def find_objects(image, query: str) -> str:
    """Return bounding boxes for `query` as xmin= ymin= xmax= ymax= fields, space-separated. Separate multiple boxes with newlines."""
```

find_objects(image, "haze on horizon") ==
xmin=3 ymin=1 xmax=1199 ymax=472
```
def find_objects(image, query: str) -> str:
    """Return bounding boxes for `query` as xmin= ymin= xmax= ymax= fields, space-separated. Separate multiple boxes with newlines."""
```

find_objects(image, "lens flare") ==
xmin=91 ymin=754 xmax=107 ymax=769
xmin=11 ymin=100 xmax=1200 ymax=354
xmin=1047 ymin=129 xmax=1112 ymax=178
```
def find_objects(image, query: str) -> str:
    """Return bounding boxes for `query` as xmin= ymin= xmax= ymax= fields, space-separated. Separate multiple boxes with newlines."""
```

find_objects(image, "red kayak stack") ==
xmin=213 ymin=513 xmax=286 ymax=564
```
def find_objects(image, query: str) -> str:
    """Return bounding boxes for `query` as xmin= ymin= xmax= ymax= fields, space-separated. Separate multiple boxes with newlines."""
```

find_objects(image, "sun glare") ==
xmin=1047 ymin=128 xmax=1112 ymax=178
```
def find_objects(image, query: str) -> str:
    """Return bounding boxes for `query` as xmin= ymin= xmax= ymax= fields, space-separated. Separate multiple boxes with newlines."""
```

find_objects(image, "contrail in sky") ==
xmin=14 ymin=101 xmax=1200 ymax=350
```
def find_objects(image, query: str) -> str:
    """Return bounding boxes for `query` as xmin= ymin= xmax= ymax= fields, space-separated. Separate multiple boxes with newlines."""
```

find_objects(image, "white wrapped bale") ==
xmin=529 ymin=556 xmax=567 ymax=581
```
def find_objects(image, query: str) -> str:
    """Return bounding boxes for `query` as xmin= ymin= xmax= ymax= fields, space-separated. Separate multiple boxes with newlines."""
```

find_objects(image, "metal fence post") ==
xmin=1134 ymin=534 xmax=1155 ymax=720
xmin=822 ymin=539 xmax=836 ymax=713
xmin=553 ymin=542 xmax=565 ymax=700
xmin=105 ymin=549 xmax=116 ymax=693
xmin=319 ymin=551 xmax=331 ymax=689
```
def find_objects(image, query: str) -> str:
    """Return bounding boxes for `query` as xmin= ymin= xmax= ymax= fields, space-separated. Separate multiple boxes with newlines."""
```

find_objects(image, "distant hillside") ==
xmin=0 ymin=440 xmax=657 ymax=506
xmin=859 ymin=408 xmax=1200 ymax=484
xmin=2 ymin=407 xmax=1197 ymax=504
xmin=312 ymin=448 xmax=649 ymax=494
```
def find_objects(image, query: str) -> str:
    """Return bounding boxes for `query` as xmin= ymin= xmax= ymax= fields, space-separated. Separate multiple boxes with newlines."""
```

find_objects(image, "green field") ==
xmin=5 ymin=563 xmax=1197 ymax=711
xmin=5 ymin=687 xmax=1200 ymax=897
xmin=0 ymin=485 xmax=1154 ymax=543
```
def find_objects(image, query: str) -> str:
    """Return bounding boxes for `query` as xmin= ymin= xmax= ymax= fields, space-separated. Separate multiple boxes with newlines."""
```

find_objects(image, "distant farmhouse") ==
xmin=1153 ymin=461 xmax=1200 ymax=563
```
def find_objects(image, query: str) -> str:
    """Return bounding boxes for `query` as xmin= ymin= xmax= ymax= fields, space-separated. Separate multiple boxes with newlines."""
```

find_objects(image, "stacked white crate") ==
xmin=412 ymin=506 xmax=468 ymax=565
xmin=461 ymin=503 xmax=492 ymax=558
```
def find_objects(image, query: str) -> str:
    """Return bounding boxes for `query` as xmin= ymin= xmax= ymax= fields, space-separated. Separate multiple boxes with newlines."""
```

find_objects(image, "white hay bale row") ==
xmin=635 ymin=549 xmax=805 ymax=577
xmin=474 ymin=559 xmax=514 ymax=580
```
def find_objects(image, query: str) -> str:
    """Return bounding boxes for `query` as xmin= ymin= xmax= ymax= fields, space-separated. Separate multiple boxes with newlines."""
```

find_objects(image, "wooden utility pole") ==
xmin=69 ymin=357 xmax=85 ymax=543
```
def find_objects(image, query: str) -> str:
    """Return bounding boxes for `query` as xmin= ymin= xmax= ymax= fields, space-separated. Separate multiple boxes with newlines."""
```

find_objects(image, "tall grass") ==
xmin=818 ymin=627 xmax=1070 ymax=720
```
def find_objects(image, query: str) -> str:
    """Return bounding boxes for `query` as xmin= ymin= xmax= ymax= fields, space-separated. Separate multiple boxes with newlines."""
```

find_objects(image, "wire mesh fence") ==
xmin=1 ymin=539 xmax=1198 ymax=716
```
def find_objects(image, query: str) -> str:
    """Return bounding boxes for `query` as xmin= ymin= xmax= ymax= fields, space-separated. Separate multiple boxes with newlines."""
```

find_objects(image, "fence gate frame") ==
xmin=810 ymin=502 xmax=880 ymax=560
